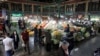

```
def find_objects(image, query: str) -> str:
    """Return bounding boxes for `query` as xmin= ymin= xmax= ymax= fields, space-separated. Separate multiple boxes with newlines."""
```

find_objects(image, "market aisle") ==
xmin=71 ymin=35 xmax=100 ymax=56
xmin=0 ymin=34 xmax=100 ymax=56
xmin=13 ymin=35 xmax=100 ymax=56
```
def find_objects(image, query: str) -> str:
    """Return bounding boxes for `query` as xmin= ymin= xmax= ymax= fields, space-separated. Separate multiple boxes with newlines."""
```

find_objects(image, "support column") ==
xmin=85 ymin=1 xmax=89 ymax=16
xmin=32 ymin=4 xmax=34 ymax=14
xmin=8 ymin=3 xmax=11 ymax=22
xmin=58 ymin=5 xmax=61 ymax=19
xmin=54 ymin=6 xmax=56 ymax=13
xmin=22 ymin=3 xmax=24 ymax=13
xmin=40 ymin=5 xmax=43 ymax=16
xmin=48 ymin=6 xmax=50 ymax=16
xmin=73 ymin=3 xmax=76 ymax=15
xmin=85 ymin=1 xmax=89 ymax=20
xmin=8 ymin=3 xmax=11 ymax=11
xmin=65 ymin=5 xmax=66 ymax=16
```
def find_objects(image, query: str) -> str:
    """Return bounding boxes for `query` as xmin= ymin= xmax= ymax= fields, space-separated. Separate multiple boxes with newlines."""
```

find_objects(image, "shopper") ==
xmin=11 ymin=30 xmax=19 ymax=50
xmin=67 ymin=29 xmax=75 ymax=37
xmin=44 ymin=30 xmax=52 ymax=52
xmin=3 ymin=33 xmax=14 ymax=56
xmin=0 ymin=20 xmax=6 ymax=33
xmin=34 ymin=25 xmax=38 ymax=44
xmin=67 ymin=37 xmax=74 ymax=55
xmin=18 ymin=19 xmax=21 ymax=29
xmin=58 ymin=41 xmax=69 ymax=56
xmin=5 ymin=19 xmax=11 ymax=30
xmin=21 ymin=19 xmax=26 ymax=30
xmin=64 ymin=24 xmax=70 ymax=33
xmin=21 ymin=29 xmax=30 ymax=54
xmin=38 ymin=26 xmax=43 ymax=46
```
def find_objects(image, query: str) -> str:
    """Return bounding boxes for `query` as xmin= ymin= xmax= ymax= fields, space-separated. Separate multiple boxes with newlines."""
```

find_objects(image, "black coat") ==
xmin=44 ymin=31 xmax=52 ymax=44
xmin=11 ymin=33 xmax=19 ymax=44
xmin=38 ymin=28 xmax=42 ymax=37
xmin=34 ymin=27 xmax=38 ymax=37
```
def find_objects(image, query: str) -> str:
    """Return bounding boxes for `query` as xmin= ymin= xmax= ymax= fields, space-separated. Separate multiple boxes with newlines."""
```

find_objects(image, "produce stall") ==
xmin=22 ymin=15 xmax=96 ymax=43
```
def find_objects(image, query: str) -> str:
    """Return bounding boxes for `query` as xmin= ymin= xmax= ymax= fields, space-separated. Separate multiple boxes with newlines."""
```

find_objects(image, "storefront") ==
xmin=90 ymin=14 xmax=100 ymax=21
xmin=11 ymin=11 xmax=23 ymax=22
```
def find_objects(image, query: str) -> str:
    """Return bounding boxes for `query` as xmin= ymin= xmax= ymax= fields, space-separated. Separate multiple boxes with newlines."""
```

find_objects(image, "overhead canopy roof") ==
xmin=31 ymin=0 xmax=69 ymax=3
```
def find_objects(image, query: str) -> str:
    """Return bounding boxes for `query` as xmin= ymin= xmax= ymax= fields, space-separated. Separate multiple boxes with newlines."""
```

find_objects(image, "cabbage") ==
xmin=85 ymin=32 xmax=90 ymax=39
xmin=52 ymin=30 xmax=62 ymax=44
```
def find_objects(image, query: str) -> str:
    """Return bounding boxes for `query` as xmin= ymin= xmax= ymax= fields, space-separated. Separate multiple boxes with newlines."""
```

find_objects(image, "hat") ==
xmin=63 ymin=40 xmax=69 ymax=46
xmin=59 ymin=40 xmax=69 ymax=47
xmin=62 ymin=40 xmax=68 ymax=44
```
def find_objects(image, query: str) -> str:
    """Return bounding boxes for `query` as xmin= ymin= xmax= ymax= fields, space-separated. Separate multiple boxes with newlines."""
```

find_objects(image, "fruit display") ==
xmin=84 ymin=32 xmax=90 ymax=39
xmin=51 ymin=30 xmax=63 ymax=44
xmin=24 ymin=15 xmax=96 ymax=42
xmin=27 ymin=29 xmax=34 ymax=36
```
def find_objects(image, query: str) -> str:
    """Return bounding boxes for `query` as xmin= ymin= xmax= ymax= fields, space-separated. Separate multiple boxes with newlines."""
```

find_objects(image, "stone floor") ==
xmin=0 ymin=35 xmax=100 ymax=56
xmin=71 ymin=35 xmax=100 ymax=56
xmin=0 ymin=25 xmax=100 ymax=56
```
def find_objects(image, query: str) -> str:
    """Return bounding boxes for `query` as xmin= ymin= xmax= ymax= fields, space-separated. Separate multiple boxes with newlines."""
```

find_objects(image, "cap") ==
xmin=62 ymin=40 xmax=69 ymax=46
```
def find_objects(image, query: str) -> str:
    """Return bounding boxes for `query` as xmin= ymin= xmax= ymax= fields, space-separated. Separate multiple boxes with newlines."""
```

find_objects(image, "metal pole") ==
xmin=58 ymin=0 xmax=62 ymax=19
xmin=40 ymin=5 xmax=43 ymax=16
xmin=58 ymin=5 xmax=61 ymax=19
xmin=73 ymin=3 xmax=76 ymax=16
xmin=32 ymin=4 xmax=34 ymax=14
xmin=22 ymin=3 xmax=24 ymax=13
xmin=8 ymin=3 xmax=11 ymax=23
xmin=85 ymin=1 xmax=89 ymax=20
xmin=49 ymin=6 xmax=50 ymax=16
xmin=65 ymin=5 xmax=66 ymax=19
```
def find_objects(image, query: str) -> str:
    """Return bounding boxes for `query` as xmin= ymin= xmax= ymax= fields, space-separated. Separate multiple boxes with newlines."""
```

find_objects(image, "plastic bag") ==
xmin=22 ymin=43 xmax=25 ymax=47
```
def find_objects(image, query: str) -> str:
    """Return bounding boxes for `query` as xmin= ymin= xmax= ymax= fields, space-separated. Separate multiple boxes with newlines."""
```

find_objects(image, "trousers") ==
xmin=6 ymin=50 xmax=12 ymax=56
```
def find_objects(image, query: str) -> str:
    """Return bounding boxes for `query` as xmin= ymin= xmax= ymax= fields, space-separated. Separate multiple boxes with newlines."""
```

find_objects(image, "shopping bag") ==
xmin=22 ymin=43 xmax=25 ymax=47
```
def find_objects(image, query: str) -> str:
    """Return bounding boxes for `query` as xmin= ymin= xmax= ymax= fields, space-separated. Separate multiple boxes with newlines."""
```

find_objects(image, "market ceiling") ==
xmin=31 ymin=0 xmax=69 ymax=3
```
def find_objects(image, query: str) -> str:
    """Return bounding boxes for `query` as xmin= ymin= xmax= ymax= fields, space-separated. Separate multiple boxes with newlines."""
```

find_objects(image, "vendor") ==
xmin=64 ymin=24 xmax=70 ymax=33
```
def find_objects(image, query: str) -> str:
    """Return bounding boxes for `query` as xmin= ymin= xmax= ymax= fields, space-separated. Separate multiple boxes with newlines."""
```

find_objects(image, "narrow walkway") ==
xmin=0 ymin=26 xmax=100 ymax=56
xmin=71 ymin=35 xmax=100 ymax=56
xmin=13 ymin=35 xmax=100 ymax=56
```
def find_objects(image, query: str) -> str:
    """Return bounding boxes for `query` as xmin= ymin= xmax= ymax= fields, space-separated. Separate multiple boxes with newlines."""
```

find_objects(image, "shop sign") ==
xmin=12 ymin=13 xmax=22 ymax=17
xmin=11 ymin=11 xmax=23 ymax=17
xmin=11 ymin=11 xmax=23 ymax=22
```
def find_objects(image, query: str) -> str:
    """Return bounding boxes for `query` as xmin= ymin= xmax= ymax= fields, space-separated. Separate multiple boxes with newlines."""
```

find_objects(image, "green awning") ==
xmin=11 ymin=11 xmax=23 ymax=17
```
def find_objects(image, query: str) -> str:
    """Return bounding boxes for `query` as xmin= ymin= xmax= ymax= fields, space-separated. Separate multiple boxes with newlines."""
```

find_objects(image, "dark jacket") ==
xmin=44 ymin=30 xmax=52 ymax=44
xmin=38 ymin=28 xmax=42 ymax=38
xmin=64 ymin=27 xmax=70 ymax=33
xmin=58 ymin=47 xmax=68 ymax=56
xmin=34 ymin=27 xmax=38 ymax=37
xmin=11 ymin=33 xmax=19 ymax=43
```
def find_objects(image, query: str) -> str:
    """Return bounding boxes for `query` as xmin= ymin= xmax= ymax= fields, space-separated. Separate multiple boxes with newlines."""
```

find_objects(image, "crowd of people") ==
xmin=2 ymin=19 xmax=98 ymax=56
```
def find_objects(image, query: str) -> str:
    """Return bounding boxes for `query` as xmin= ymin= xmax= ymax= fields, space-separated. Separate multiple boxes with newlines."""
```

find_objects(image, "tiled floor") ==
xmin=71 ymin=35 xmax=100 ymax=56
xmin=0 ymin=25 xmax=100 ymax=56
xmin=1 ymin=35 xmax=99 ymax=56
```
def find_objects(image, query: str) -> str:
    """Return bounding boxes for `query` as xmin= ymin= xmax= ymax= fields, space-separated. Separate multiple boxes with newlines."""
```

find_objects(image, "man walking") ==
xmin=21 ymin=29 xmax=30 ymax=54
xmin=3 ymin=33 xmax=14 ymax=56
